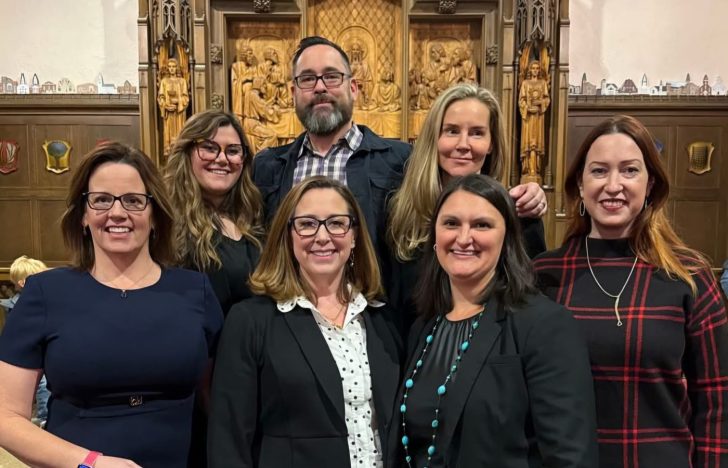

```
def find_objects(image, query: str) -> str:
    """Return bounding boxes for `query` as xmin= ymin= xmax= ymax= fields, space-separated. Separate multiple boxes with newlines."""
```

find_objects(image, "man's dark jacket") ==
xmin=252 ymin=125 xmax=411 ymax=257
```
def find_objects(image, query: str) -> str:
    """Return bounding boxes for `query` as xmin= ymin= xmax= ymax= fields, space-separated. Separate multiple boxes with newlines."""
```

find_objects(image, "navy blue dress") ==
xmin=0 ymin=267 xmax=223 ymax=468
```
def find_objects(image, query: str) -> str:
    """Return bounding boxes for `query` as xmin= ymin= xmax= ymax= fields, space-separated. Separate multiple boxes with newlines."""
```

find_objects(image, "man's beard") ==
xmin=296 ymin=94 xmax=353 ymax=136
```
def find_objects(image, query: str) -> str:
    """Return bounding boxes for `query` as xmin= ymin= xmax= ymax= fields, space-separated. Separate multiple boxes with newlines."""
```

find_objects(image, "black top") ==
xmin=204 ymin=232 xmax=260 ymax=315
xmin=0 ymin=267 xmax=223 ymax=468
xmin=404 ymin=316 xmax=476 ymax=468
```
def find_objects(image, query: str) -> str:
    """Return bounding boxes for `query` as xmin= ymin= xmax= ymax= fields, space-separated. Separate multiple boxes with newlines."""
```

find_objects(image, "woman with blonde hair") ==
xmin=209 ymin=176 xmax=401 ymax=468
xmin=386 ymin=83 xmax=547 ymax=333
xmin=534 ymin=115 xmax=728 ymax=466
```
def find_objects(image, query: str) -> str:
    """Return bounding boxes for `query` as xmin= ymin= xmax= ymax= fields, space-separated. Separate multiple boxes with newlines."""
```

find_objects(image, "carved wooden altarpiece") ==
xmin=138 ymin=0 xmax=571 ymax=245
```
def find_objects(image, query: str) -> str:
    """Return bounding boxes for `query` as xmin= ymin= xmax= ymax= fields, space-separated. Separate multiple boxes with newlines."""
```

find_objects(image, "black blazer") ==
xmin=386 ymin=293 xmax=599 ymax=468
xmin=208 ymin=295 xmax=402 ymax=468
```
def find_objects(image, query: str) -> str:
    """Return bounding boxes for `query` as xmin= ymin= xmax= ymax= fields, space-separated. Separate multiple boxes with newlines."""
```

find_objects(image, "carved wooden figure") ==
xmin=157 ymin=58 xmax=190 ymax=153
xmin=518 ymin=60 xmax=550 ymax=183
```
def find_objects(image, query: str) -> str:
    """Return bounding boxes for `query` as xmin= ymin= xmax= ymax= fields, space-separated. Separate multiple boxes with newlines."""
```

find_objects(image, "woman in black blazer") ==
xmin=386 ymin=174 xmax=598 ymax=467
xmin=208 ymin=176 xmax=402 ymax=468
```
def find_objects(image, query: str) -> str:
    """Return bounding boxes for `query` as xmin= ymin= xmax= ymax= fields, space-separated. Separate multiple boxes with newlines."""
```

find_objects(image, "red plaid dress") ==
xmin=534 ymin=236 xmax=728 ymax=467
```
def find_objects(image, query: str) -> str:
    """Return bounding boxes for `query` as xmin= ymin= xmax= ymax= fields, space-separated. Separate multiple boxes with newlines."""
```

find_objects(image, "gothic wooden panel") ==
xmin=309 ymin=0 xmax=404 ymax=137
xmin=0 ymin=200 xmax=33 ymax=264
xmin=407 ymin=19 xmax=482 ymax=139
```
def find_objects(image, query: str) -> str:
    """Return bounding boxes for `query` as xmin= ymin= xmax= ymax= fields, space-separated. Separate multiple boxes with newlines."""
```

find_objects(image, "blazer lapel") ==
xmin=364 ymin=310 xmax=399 ymax=435
xmin=283 ymin=306 xmax=346 ymax=424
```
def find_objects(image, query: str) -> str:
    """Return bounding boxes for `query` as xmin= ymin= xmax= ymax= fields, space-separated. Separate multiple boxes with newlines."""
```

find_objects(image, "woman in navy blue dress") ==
xmin=0 ymin=143 xmax=223 ymax=468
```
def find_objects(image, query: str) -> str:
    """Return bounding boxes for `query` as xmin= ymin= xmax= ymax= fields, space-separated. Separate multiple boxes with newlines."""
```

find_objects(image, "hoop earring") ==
xmin=433 ymin=244 xmax=437 ymax=251
xmin=643 ymin=198 xmax=650 ymax=211
xmin=579 ymin=200 xmax=586 ymax=217
xmin=83 ymin=225 xmax=90 ymax=236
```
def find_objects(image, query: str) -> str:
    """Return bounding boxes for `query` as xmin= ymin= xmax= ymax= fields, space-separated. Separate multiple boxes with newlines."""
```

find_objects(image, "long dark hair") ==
xmin=415 ymin=174 xmax=536 ymax=318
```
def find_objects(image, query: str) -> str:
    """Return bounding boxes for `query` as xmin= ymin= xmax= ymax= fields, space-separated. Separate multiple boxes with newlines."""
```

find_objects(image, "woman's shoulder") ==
xmin=26 ymin=267 xmax=84 ymax=287
xmin=227 ymin=295 xmax=278 ymax=321
xmin=510 ymin=293 xmax=574 ymax=326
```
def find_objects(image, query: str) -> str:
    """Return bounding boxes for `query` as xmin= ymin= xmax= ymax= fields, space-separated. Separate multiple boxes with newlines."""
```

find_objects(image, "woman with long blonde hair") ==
xmin=386 ymin=83 xmax=548 ymax=333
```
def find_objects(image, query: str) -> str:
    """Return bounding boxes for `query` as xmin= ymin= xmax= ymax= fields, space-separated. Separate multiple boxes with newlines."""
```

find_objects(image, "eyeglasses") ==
xmin=83 ymin=192 xmax=153 ymax=211
xmin=289 ymin=215 xmax=356 ymax=237
xmin=293 ymin=72 xmax=349 ymax=90
xmin=195 ymin=139 xmax=246 ymax=164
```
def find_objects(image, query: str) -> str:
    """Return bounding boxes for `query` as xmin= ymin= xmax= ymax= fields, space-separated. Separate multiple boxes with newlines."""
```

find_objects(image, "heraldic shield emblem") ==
xmin=43 ymin=139 xmax=72 ymax=174
xmin=0 ymin=140 xmax=19 ymax=174
xmin=687 ymin=141 xmax=714 ymax=175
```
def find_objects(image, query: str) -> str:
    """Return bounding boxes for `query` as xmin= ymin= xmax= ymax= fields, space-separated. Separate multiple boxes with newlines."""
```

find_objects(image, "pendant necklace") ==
xmin=399 ymin=306 xmax=485 ymax=468
xmin=584 ymin=237 xmax=638 ymax=327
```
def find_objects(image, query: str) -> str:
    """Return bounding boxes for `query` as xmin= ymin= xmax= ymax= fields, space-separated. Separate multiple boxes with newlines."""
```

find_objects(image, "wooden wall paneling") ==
xmin=0 ymin=95 xmax=140 ymax=268
xmin=672 ymin=200 xmax=721 ymax=263
xmin=0 ymin=200 xmax=33 ymax=264
xmin=36 ymin=199 xmax=70 ymax=265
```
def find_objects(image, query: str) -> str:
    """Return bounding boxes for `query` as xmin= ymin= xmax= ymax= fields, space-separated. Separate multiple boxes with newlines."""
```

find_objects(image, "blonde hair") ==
xmin=164 ymin=110 xmax=263 ymax=271
xmin=388 ymin=83 xmax=508 ymax=261
xmin=9 ymin=255 xmax=48 ymax=286
xmin=249 ymin=176 xmax=382 ymax=304
xmin=564 ymin=115 xmax=707 ymax=294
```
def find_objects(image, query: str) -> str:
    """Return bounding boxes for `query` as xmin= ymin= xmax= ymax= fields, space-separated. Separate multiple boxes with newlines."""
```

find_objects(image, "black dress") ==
xmin=0 ymin=268 xmax=223 ymax=468
xmin=402 ymin=316 xmax=475 ymax=468
xmin=204 ymin=232 xmax=260 ymax=316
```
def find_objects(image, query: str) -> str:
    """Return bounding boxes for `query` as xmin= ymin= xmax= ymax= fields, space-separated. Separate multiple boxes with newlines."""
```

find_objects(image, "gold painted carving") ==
xmin=311 ymin=0 xmax=402 ymax=137
xmin=228 ymin=24 xmax=301 ymax=153
xmin=408 ymin=23 xmax=480 ymax=138
xmin=687 ymin=141 xmax=714 ymax=175
xmin=486 ymin=45 xmax=498 ymax=65
xmin=518 ymin=43 xmax=550 ymax=184
xmin=157 ymin=40 xmax=191 ymax=155
xmin=211 ymin=93 xmax=223 ymax=109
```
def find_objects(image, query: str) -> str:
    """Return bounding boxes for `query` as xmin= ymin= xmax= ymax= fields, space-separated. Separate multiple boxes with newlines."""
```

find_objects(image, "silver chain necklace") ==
xmin=584 ymin=237 xmax=638 ymax=327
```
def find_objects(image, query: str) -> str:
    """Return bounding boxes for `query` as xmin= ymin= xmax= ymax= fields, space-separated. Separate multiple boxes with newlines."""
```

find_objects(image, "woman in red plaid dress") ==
xmin=534 ymin=115 xmax=728 ymax=467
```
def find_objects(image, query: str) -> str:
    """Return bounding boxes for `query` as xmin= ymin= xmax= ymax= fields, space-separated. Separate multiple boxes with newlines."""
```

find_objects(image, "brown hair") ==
xmin=564 ymin=114 xmax=707 ymax=293
xmin=61 ymin=142 xmax=175 ymax=270
xmin=164 ymin=110 xmax=263 ymax=271
xmin=249 ymin=176 xmax=382 ymax=304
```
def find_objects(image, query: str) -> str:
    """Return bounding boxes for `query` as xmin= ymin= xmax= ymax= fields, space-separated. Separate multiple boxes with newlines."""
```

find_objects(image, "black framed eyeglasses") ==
xmin=83 ymin=192 xmax=153 ymax=211
xmin=194 ymin=139 xmax=246 ymax=164
xmin=289 ymin=215 xmax=356 ymax=237
xmin=293 ymin=72 xmax=349 ymax=90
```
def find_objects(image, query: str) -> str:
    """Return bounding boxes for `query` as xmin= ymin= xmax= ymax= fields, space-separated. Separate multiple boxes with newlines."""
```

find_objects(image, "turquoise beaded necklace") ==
xmin=399 ymin=307 xmax=485 ymax=468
